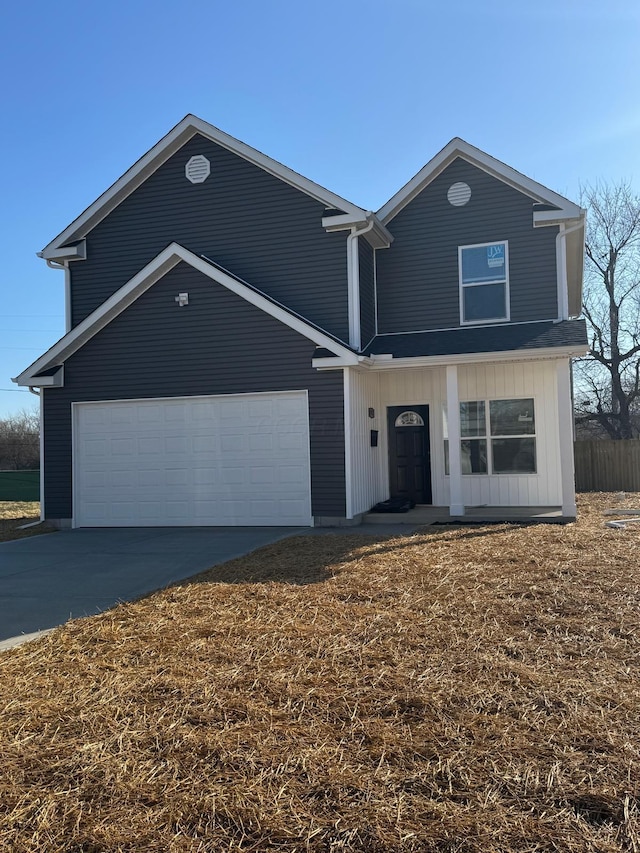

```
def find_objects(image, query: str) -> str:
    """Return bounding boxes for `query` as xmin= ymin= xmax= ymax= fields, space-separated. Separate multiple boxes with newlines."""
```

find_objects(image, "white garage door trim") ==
xmin=72 ymin=391 xmax=312 ymax=528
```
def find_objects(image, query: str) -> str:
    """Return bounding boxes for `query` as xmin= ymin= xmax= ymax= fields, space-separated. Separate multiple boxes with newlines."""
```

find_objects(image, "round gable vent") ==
xmin=447 ymin=181 xmax=471 ymax=206
xmin=185 ymin=155 xmax=211 ymax=184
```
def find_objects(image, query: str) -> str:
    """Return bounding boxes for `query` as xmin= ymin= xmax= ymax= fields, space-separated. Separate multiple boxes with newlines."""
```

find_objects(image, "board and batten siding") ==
xmin=376 ymin=158 xmax=559 ymax=333
xmin=345 ymin=369 xmax=387 ymax=517
xmin=43 ymin=263 xmax=346 ymax=521
xmin=69 ymin=133 xmax=350 ymax=342
xmin=453 ymin=361 xmax=562 ymax=506
xmin=377 ymin=361 xmax=562 ymax=507
xmin=358 ymin=239 xmax=376 ymax=348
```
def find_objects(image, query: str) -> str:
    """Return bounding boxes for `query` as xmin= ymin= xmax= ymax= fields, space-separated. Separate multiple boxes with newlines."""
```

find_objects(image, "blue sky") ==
xmin=1 ymin=0 xmax=639 ymax=416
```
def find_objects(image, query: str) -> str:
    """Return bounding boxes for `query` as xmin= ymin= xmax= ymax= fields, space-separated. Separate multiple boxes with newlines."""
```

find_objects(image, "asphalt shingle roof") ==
xmin=361 ymin=320 xmax=588 ymax=359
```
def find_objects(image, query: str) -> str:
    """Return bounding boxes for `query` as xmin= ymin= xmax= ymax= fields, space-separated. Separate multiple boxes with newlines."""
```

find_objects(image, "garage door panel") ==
xmin=74 ymin=392 xmax=312 ymax=527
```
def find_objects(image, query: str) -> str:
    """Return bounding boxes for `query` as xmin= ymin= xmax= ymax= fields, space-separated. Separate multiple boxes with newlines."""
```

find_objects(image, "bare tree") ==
xmin=575 ymin=181 xmax=640 ymax=439
xmin=0 ymin=409 xmax=40 ymax=470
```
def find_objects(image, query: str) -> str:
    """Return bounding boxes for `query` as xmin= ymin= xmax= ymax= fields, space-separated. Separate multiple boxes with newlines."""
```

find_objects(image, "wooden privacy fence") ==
xmin=0 ymin=470 xmax=40 ymax=501
xmin=574 ymin=440 xmax=640 ymax=492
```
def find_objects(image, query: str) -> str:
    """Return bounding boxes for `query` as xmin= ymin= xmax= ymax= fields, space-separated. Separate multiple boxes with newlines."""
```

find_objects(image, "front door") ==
xmin=387 ymin=405 xmax=432 ymax=505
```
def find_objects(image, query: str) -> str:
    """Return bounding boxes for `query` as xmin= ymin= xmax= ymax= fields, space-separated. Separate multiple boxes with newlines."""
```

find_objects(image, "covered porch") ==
xmin=343 ymin=354 xmax=578 ymax=524
xmin=365 ymin=504 xmax=567 ymax=525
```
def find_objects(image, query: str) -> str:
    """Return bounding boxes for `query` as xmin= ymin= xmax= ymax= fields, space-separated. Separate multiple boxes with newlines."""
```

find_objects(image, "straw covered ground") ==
xmin=1 ymin=493 xmax=639 ymax=852
xmin=0 ymin=501 xmax=55 ymax=542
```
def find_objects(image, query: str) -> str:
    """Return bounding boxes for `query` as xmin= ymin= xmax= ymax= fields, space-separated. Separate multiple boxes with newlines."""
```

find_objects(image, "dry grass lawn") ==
xmin=1 ymin=493 xmax=639 ymax=851
xmin=0 ymin=501 xmax=55 ymax=542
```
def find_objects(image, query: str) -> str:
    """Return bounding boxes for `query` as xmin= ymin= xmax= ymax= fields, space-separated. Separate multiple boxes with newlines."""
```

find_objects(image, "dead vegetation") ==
xmin=0 ymin=501 xmax=55 ymax=542
xmin=1 ymin=493 xmax=639 ymax=851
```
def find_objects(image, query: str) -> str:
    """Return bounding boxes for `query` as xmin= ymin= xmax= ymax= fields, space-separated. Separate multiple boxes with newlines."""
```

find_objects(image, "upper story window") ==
xmin=459 ymin=241 xmax=509 ymax=325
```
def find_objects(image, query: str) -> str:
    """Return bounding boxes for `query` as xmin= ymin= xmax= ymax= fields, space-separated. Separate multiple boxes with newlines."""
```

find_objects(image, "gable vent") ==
xmin=447 ymin=181 xmax=471 ymax=207
xmin=185 ymin=155 xmax=211 ymax=184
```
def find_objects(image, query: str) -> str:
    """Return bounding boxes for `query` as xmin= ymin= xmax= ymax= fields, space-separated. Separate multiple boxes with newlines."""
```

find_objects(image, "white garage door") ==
xmin=73 ymin=392 xmax=312 ymax=527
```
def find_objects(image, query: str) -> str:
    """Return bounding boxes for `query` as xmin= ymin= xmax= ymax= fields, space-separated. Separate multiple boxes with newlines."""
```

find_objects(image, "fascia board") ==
xmin=312 ymin=355 xmax=372 ymax=370
xmin=321 ymin=213 xmax=393 ymax=249
xmin=322 ymin=213 xmax=368 ymax=230
xmin=28 ymin=367 xmax=64 ymax=387
xmin=367 ymin=344 xmax=589 ymax=370
xmin=377 ymin=137 xmax=582 ymax=224
xmin=39 ymin=241 xmax=86 ymax=262
xmin=41 ymin=115 xmax=367 ymax=256
xmin=565 ymin=224 xmax=586 ymax=316
xmin=533 ymin=209 xmax=586 ymax=226
xmin=15 ymin=243 xmax=356 ymax=385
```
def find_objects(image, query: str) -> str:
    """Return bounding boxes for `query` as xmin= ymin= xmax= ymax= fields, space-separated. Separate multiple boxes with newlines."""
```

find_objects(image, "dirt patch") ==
xmin=0 ymin=493 xmax=639 ymax=851
xmin=0 ymin=502 xmax=56 ymax=542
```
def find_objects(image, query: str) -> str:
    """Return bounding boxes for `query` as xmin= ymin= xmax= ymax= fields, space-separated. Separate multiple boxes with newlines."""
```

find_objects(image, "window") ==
xmin=459 ymin=242 xmax=509 ymax=324
xmin=444 ymin=398 xmax=536 ymax=475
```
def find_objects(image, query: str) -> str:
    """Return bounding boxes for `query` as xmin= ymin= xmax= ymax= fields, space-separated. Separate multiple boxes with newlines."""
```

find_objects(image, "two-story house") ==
xmin=15 ymin=115 xmax=587 ymax=528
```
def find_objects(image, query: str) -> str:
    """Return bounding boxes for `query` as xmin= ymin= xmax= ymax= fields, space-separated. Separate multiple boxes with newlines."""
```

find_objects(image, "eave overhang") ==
xmin=364 ymin=344 xmax=589 ymax=369
xmin=320 ymin=212 xmax=394 ymax=249
xmin=14 ymin=243 xmax=359 ymax=387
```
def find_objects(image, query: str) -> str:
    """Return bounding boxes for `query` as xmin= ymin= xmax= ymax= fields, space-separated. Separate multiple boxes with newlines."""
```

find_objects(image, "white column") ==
xmin=556 ymin=358 xmax=577 ymax=518
xmin=343 ymin=367 xmax=354 ymax=519
xmin=446 ymin=365 xmax=464 ymax=516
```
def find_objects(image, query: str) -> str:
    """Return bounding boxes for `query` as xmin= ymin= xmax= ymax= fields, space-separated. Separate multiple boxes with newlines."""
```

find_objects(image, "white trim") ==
xmin=556 ymin=223 xmax=569 ymax=321
xmin=377 ymin=137 xmax=583 ymax=225
xmin=322 ymin=213 xmax=393 ymax=250
xmin=322 ymin=213 xmax=367 ymax=230
xmin=14 ymin=244 xmax=359 ymax=386
xmin=64 ymin=263 xmax=72 ymax=332
xmin=343 ymin=368 xmax=353 ymax=519
xmin=533 ymin=209 xmax=586 ymax=226
xmin=312 ymin=341 xmax=588 ymax=371
xmin=556 ymin=359 xmax=577 ymax=516
xmin=446 ymin=365 xmax=464 ymax=515
xmin=459 ymin=241 xmax=510 ymax=326
xmin=346 ymin=229 xmax=360 ymax=351
xmin=373 ymin=246 xmax=379 ymax=336
xmin=367 ymin=344 xmax=588 ymax=369
xmin=446 ymin=396 xmax=538 ymax=477
xmin=346 ymin=219 xmax=375 ymax=350
xmin=41 ymin=115 xmax=368 ymax=258
xmin=26 ymin=366 xmax=64 ymax=387
xmin=38 ymin=241 xmax=86 ymax=263
xmin=39 ymin=394 xmax=45 ymax=522
xmin=72 ymin=389 xmax=313 ymax=529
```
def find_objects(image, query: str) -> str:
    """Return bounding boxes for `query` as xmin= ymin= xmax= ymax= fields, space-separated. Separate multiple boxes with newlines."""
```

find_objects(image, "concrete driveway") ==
xmin=0 ymin=527 xmax=300 ymax=644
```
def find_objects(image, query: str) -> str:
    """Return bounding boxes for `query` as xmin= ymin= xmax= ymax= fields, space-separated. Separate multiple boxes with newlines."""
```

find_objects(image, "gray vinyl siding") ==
xmin=43 ymin=264 xmax=346 ymax=520
xmin=376 ymin=158 xmax=559 ymax=333
xmin=69 ymin=133 xmax=350 ymax=341
xmin=358 ymin=238 xmax=376 ymax=347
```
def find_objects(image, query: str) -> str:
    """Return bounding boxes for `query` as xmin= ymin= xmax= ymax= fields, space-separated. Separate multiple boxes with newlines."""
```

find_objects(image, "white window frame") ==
xmin=444 ymin=396 xmax=537 ymax=476
xmin=458 ymin=241 xmax=510 ymax=326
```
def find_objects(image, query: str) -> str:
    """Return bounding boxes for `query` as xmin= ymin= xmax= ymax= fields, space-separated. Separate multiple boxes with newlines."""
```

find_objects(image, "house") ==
xmin=14 ymin=115 xmax=588 ymax=528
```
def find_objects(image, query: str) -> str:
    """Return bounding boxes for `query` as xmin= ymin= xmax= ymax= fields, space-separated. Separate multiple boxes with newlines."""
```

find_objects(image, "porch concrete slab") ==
xmin=365 ymin=506 xmax=565 ymax=525
xmin=0 ymin=527 xmax=301 ymax=643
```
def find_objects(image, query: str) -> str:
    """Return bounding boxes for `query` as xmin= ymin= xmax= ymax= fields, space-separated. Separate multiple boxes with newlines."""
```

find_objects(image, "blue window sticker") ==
xmin=486 ymin=244 xmax=505 ymax=269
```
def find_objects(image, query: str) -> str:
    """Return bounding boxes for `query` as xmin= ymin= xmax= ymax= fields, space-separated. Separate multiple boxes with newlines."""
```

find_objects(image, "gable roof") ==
xmin=376 ymin=137 xmax=584 ymax=225
xmin=40 ymin=116 xmax=370 ymax=260
xmin=14 ymin=244 xmax=359 ymax=386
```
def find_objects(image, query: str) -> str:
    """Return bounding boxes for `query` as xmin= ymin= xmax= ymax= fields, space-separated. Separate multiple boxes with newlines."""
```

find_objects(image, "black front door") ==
xmin=387 ymin=405 xmax=432 ymax=505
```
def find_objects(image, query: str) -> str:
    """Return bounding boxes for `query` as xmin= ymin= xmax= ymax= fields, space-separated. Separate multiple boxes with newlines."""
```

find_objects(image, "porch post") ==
xmin=556 ymin=358 xmax=577 ymax=518
xmin=446 ymin=365 xmax=464 ymax=516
